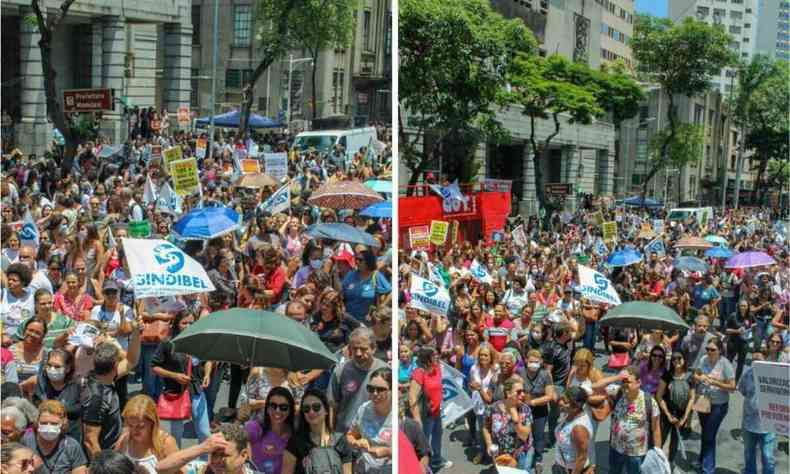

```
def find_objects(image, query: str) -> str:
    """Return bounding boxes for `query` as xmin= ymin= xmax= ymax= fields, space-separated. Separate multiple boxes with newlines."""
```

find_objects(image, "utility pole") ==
xmin=286 ymin=55 xmax=313 ymax=133
xmin=207 ymin=0 xmax=219 ymax=161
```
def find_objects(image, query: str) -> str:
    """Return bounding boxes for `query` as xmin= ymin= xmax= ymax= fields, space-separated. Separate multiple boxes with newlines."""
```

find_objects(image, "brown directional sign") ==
xmin=545 ymin=183 xmax=572 ymax=196
xmin=63 ymin=88 xmax=114 ymax=112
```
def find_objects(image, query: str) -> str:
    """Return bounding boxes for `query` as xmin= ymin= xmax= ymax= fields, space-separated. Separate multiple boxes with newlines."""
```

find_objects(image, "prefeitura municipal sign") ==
xmin=63 ymin=88 xmax=114 ymax=112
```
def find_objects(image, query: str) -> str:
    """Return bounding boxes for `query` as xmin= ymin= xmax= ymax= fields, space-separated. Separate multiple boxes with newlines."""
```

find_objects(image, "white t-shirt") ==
xmin=29 ymin=270 xmax=54 ymax=294
xmin=90 ymin=304 xmax=134 ymax=350
xmin=0 ymin=288 xmax=35 ymax=338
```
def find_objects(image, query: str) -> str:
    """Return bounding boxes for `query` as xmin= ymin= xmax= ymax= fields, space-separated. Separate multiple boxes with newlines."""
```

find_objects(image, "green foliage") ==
xmin=287 ymin=0 xmax=356 ymax=55
xmin=596 ymin=61 xmax=644 ymax=125
xmin=631 ymin=15 xmax=736 ymax=97
xmin=767 ymin=159 xmax=790 ymax=188
xmin=399 ymin=0 xmax=537 ymax=176
xmin=743 ymin=58 xmax=790 ymax=163
xmin=649 ymin=123 xmax=704 ymax=169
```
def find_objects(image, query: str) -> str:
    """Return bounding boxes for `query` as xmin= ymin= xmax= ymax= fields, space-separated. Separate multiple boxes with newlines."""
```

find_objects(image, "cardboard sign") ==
xmin=409 ymin=225 xmax=430 ymax=250
xmin=195 ymin=138 xmax=207 ymax=159
xmin=169 ymin=158 xmax=200 ymax=197
xmin=449 ymin=220 xmax=459 ymax=244
xmin=163 ymin=146 xmax=183 ymax=166
xmin=429 ymin=220 xmax=449 ymax=246
xmin=264 ymin=152 xmax=288 ymax=181
xmin=653 ymin=219 xmax=664 ymax=234
xmin=128 ymin=220 xmax=151 ymax=238
xmin=641 ymin=222 xmax=653 ymax=234
xmin=240 ymin=159 xmax=261 ymax=174
xmin=151 ymin=145 xmax=163 ymax=161
xmin=602 ymin=221 xmax=618 ymax=242
xmin=177 ymin=106 xmax=190 ymax=126
xmin=752 ymin=361 xmax=790 ymax=435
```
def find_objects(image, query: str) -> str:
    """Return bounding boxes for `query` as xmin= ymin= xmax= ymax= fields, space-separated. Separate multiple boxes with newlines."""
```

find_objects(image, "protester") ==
xmin=553 ymin=386 xmax=593 ymax=474
xmin=32 ymin=349 xmax=83 ymax=441
xmin=347 ymin=367 xmax=393 ymax=473
xmin=408 ymin=345 xmax=450 ymax=472
xmin=117 ymin=394 xmax=179 ymax=473
xmin=655 ymin=351 xmax=695 ymax=469
xmin=482 ymin=378 xmax=534 ymax=470
xmin=20 ymin=399 xmax=88 ymax=473
xmin=0 ymin=442 xmax=37 ymax=474
xmin=738 ymin=344 xmax=778 ymax=474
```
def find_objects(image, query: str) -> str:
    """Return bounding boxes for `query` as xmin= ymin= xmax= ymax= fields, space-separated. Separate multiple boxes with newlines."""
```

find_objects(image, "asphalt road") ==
xmin=437 ymin=350 xmax=790 ymax=474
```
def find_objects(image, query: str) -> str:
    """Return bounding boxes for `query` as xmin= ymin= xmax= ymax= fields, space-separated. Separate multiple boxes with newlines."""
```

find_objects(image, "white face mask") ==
xmin=531 ymin=331 xmax=542 ymax=340
xmin=527 ymin=362 xmax=541 ymax=371
xmin=38 ymin=423 xmax=61 ymax=441
xmin=310 ymin=259 xmax=323 ymax=270
xmin=46 ymin=367 xmax=66 ymax=382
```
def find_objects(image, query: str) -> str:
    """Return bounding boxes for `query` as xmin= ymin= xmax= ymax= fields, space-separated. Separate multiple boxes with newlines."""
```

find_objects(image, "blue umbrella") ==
xmin=359 ymin=201 xmax=391 ymax=218
xmin=705 ymin=247 xmax=733 ymax=259
xmin=363 ymin=180 xmax=392 ymax=194
xmin=606 ymin=248 xmax=642 ymax=267
xmin=174 ymin=206 xmax=240 ymax=240
xmin=305 ymin=223 xmax=380 ymax=247
xmin=704 ymin=235 xmax=728 ymax=247
xmin=195 ymin=110 xmax=281 ymax=129
xmin=673 ymin=256 xmax=709 ymax=273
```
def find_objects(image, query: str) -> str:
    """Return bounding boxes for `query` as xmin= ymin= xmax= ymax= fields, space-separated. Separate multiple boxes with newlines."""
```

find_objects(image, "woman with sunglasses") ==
xmin=655 ymin=351 xmax=695 ymax=470
xmin=482 ymin=377 xmax=534 ymax=471
xmin=245 ymin=386 xmax=295 ymax=474
xmin=0 ymin=442 xmax=36 ymax=474
xmin=638 ymin=346 xmax=667 ymax=396
xmin=692 ymin=336 xmax=735 ymax=474
xmin=764 ymin=334 xmax=788 ymax=362
xmin=725 ymin=299 xmax=755 ymax=382
xmin=282 ymin=389 xmax=351 ymax=474
xmin=347 ymin=367 xmax=393 ymax=473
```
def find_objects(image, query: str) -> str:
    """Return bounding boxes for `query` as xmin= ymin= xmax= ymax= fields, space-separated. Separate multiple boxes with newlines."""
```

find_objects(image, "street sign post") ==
xmin=63 ymin=88 xmax=114 ymax=112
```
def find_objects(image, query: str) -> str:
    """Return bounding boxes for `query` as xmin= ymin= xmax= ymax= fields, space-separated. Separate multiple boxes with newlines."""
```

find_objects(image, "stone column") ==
xmin=17 ymin=9 xmax=51 ymax=156
xmin=100 ymin=17 xmax=127 ymax=143
xmin=163 ymin=23 xmax=192 ymax=129
xmin=565 ymin=145 xmax=579 ymax=212
xmin=520 ymin=147 xmax=538 ymax=217
xmin=91 ymin=23 xmax=103 ymax=89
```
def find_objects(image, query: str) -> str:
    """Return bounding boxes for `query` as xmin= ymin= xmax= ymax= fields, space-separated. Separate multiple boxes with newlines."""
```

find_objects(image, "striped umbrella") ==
xmin=674 ymin=236 xmax=713 ymax=249
xmin=308 ymin=180 xmax=384 ymax=210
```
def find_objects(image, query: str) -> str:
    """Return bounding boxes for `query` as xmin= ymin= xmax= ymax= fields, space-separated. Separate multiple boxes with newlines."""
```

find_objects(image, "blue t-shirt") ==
xmin=692 ymin=284 xmax=719 ymax=310
xmin=341 ymin=270 xmax=391 ymax=322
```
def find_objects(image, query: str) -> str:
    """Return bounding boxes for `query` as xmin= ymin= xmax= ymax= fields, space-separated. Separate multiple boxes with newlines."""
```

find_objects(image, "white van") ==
xmin=293 ymin=127 xmax=377 ymax=161
xmin=667 ymin=207 xmax=713 ymax=227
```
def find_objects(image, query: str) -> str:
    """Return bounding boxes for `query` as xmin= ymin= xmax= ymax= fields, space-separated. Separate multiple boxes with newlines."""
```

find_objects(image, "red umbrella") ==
xmin=308 ymin=180 xmax=384 ymax=210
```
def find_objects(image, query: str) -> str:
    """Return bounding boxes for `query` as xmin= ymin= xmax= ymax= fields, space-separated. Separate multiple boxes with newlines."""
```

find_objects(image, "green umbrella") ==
xmin=599 ymin=301 xmax=689 ymax=332
xmin=171 ymin=308 xmax=337 ymax=371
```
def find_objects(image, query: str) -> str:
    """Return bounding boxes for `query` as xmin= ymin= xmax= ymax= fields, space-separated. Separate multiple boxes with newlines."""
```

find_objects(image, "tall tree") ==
xmin=502 ymin=55 xmax=642 ymax=213
xmin=399 ymin=0 xmax=536 ymax=194
xmin=29 ymin=0 xmax=78 ymax=167
xmin=290 ymin=0 xmax=356 ymax=120
xmin=629 ymin=15 xmax=736 ymax=201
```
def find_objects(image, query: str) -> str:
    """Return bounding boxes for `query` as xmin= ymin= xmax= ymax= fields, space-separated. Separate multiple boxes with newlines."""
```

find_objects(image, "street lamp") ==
xmin=286 ymin=55 xmax=314 ymax=132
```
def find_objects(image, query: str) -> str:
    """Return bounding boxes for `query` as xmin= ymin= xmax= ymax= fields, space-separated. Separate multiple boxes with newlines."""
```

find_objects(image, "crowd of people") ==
xmin=398 ymin=204 xmax=789 ymax=474
xmin=0 ymin=118 xmax=394 ymax=474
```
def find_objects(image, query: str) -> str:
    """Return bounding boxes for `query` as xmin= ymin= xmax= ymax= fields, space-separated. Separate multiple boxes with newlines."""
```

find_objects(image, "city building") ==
xmin=190 ymin=0 xmax=391 ymax=129
xmin=402 ymin=0 xmax=629 ymax=216
xmin=669 ymin=0 xmax=758 ymax=96
xmin=616 ymin=86 xmax=759 ymax=207
xmin=1 ymin=0 xmax=192 ymax=156
xmin=756 ymin=0 xmax=790 ymax=60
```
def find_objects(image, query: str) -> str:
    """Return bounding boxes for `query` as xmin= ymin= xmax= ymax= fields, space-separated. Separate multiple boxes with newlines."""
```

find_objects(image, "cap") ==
xmin=333 ymin=250 xmax=356 ymax=268
xmin=102 ymin=280 xmax=120 ymax=292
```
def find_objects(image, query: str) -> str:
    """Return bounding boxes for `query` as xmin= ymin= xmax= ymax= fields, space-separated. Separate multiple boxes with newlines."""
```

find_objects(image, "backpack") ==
xmin=302 ymin=433 xmax=345 ymax=474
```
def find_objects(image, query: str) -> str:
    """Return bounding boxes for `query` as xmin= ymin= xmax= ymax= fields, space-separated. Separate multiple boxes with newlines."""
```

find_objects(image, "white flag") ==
xmin=470 ymin=260 xmax=493 ymax=284
xmin=157 ymin=181 xmax=182 ymax=215
xmin=409 ymin=273 xmax=451 ymax=316
xmin=257 ymin=183 xmax=291 ymax=215
xmin=122 ymin=238 xmax=216 ymax=299
xmin=440 ymin=362 xmax=474 ymax=427
xmin=20 ymin=210 xmax=39 ymax=248
xmin=106 ymin=227 xmax=117 ymax=250
xmin=512 ymin=225 xmax=528 ymax=248
xmin=577 ymin=264 xmax=621 ymax=306
xmin=143 ymin=175 xmax=158 ymax=206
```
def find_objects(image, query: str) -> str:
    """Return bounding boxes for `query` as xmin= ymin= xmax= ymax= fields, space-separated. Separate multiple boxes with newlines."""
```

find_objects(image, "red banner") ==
xmin=63 ymin=88 xmax=114 ymax=112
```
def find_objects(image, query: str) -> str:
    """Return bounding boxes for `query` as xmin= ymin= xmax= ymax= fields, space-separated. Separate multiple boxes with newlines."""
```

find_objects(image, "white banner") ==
xmin=409 ymin=274 xmax=450 ymax=316
xmin=577 ymin=264 xmax=621 ymax=306
xmin=752 ymin=361 xmax=790 ymax=436
xmin=440 ymin=362 xmax=474 ymax=428
xmin=512 ymin=225 xmax=527 ymax=248
xmin=123 ymin=238 xmax=215 ymax=299
xmin=264 ymin=152 xmax=288 ymax=181
xmin=470 ymin=260 xmax=494 ymax=284
xmin=20 ymin=210 xmax=39 ymax=248
xmin=258 ymin=183 xmax=291 ymax=215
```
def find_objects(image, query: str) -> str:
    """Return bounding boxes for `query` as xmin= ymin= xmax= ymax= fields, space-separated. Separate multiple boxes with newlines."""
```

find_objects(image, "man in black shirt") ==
xmin=542 ymin=322 xmax=572 ymax=447
xmin=81 ymin=343 xmax=124 ymax=459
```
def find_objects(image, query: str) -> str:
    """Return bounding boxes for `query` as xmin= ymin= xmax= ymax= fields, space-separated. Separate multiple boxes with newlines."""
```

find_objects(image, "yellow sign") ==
xmin=170 ymin=158 xmax=200 ymax=197
xmin=449 ymin=220 xmax=460 ymax=244
xmin=429 ymin=220 xmax=449 ymax=246
xmin=590 ymin=211 xmax=604 ymax=226
xmin=163 ymin=146 xmax=183 ymax=166
xmin=602 ymin=221 xmax=618 ymax=242
xmin=240 ymin=159 xmax=260 ymax=174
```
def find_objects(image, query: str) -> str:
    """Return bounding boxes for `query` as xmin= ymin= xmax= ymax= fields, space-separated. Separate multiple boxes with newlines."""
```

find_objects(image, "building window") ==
xmin=363 ymin=10 xmax=372 ymax=51
xmin=385 ymin=11 xmax=392 ymax=53
xmin=743 ymin=37 xmax=749 ymax=43
xmin=697 ymin=6 xmax=709 ymax=17
xmin=192 ymin=6 xmax=201 ymax=45
xmin=732 ymin=0 xmax=743 ymax=3
xmin=729 ymin=25 xmax=741 ymax=34
xmin=225 ymin=69 xmax=252 ymax=89
xmin=744 ymin=23 xmax=751 ymax=28
xmin=191 ymin=68 xmax=199 ymax=107
xmin=258 ymin=96 xmax=268 ymax=113
xmin=233 ymin=5 xmax=251 ymax=47
xmin=332 ymin=69 xmax=344 ymax=114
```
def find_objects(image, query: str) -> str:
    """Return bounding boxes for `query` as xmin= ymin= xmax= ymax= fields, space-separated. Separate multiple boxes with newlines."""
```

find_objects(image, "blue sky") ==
xmin=635 ymin=0 xmax=667 ymax=17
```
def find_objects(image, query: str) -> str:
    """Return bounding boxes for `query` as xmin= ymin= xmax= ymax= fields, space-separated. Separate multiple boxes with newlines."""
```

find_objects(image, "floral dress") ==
xmin=484 ymin=400 xmax=534 ymax=459
xmin=610 ymin=390 xmax=658 ymax=457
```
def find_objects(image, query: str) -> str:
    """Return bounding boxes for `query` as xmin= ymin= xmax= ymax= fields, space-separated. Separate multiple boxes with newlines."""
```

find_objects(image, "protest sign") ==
xmin=410 ymin=274 xmax=451 ymax=316
xmin=653 ymin=219 xmax=664 ymax=234
xmin=429 ymin=220 xmax=449 ymax=246
xmin=240 ymin=159 xmax=260 ymax=174
xmin=409 ymin=226 xmax=430 ymax=250
xmin=645 ymin=238 xmax=666 ymax=256
xmin=602 ymin=221 xmax=618 ymax=242
xmin=470 ymin=260 xmax=493 ymax=284
xmin=440 ymin=362 xmax=474 ymax=427
xmin=590 ymin=211 xmax=604 ymax=226
xmin=752 ymin=361 xmax=790 ymax=436
xmin=578 ymin=265 xmax=621 ymax=306
xmin=449 ymin=220 xmax=459 ymax=244
xmin=123 ymin=238 xmax=215 ymax=299
xmin=177 ymin=106 xmax=190 ymax=126
xmin=195 ymin=138 xmax=207 ymax=159
xmin=170 ymin=158 xmax=200 ymax=197
xmin=19 ymin=210 xmax=39 ymax=248
xmin=264 ymin=152 xmax=288 ymax=181
xmin=513 ymin=225 xmax=528 ymax=248
xmin=163 ymin=146 xmax=183 ymax=166
xmin=151 ymin=145 xmax=162 ymax=161
xmin=128 ymin=220 xmax=151 ymax=238
xmin=258 ymin=183 xmax=290 ymax=215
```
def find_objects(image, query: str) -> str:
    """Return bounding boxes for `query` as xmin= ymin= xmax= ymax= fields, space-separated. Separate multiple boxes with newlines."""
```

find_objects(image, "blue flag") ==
xmin=20 ymin=210 xmax=39 ymax=248
xmin=593 ymin=239 xmax=609 ymax=257
xmin=645 ymin=238 xmax=666 ymax=256
xmin=257 ymin=183 xmax=291 ymax=215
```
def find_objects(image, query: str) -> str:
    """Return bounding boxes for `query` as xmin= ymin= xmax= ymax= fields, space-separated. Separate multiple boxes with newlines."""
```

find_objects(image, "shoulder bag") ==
xmin=157 ymin=356 xmax=192 ymax=420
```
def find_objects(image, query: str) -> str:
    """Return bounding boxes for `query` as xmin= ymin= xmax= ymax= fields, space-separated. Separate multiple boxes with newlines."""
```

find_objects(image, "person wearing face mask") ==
xmin=20 ymin=400 xmax=87 ymax=473
xmin=291 ymin=241 xmax=324 ymax=290
xmin=32 ymin=349 xmax=83 ymax=442
xmin=543 ymin=322 xmax=573 ymax=449
xmin=522 ymin=349 xmax=555 ymax=472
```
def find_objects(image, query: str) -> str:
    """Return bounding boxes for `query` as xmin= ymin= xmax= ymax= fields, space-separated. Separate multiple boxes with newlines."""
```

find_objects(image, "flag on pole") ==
xmin=645 ymin=238 xmax=666 ymax=256
xmin=593 ymin=238 xmax=609 ymax=257
xmin=258 ymin=183 xmax=291 ymax=215
xmin=440 ymin=362 xmax=474 ymax=427
xmin=157 ymin=181 xmax=182 ymax=215
xmin=20 ymin=210 xmax=39 ymax=248
xmin=470 ymin=260 xmax=493 ymax=284
xmin=143 ymin=175 xmax=158 ymax=206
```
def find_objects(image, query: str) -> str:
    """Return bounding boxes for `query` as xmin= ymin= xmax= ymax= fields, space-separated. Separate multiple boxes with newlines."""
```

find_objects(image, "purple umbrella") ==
xmin=724 ymin=251 xmax=776 ymax=269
